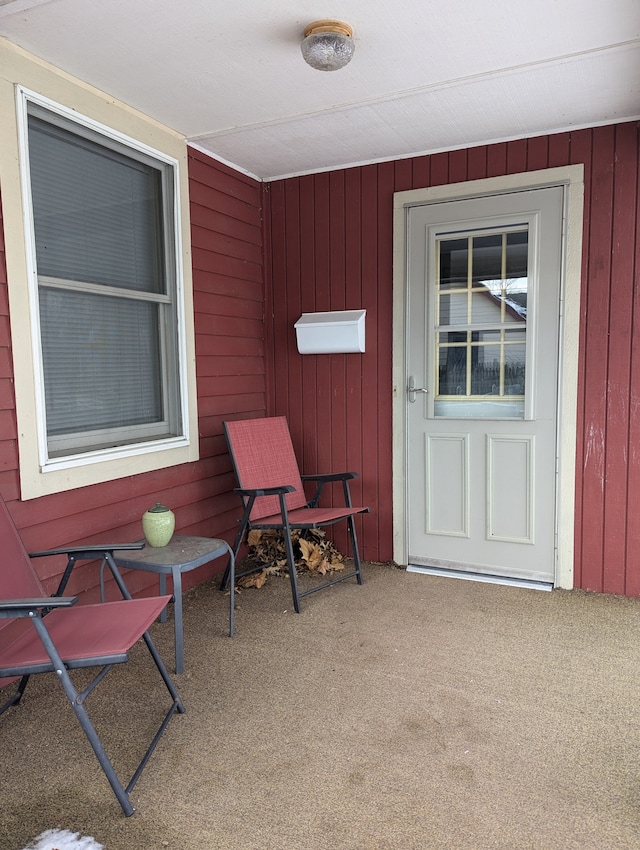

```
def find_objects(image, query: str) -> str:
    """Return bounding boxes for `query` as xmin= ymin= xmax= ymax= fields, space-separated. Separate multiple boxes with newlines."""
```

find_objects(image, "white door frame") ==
xmin=392 ymin=166 xmax=584 ymax=589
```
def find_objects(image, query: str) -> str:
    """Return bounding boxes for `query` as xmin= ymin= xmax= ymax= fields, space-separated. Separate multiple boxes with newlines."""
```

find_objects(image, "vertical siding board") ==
xmin=467 ymin=145 xmax=488 ymax=181
xmin=313 ymin=172 xmax=332 ymax=313
xmin=329 ymin=170 xmax=347 ymax=314
xmin=262 ymin=183 xmax=276 ymax=415
xmin=601 ymin=124 xmax=637 ymax=594
xmin=345 ymin=167 xmax=365 ymax=520
xmin=284 ymin=179 xmax=304 ymax=448
xmin=580 ymin=126 xmax=616 ymax=591
xmin=548 ymin=132 xmax=571 ymax=168
xmin=328 ymin=171 xmax=348 ymax=526
xmin=359 ymin=164 xmax=381 ymax=557
xmin=268 ymin=180 xmax=290 ymax=419
xmin=448 ymin=149 xmax=468 ymax=184
xmin=411 ymin=155 xmax=431 ymax=189
xmin=526 ymin=136 xmax=550 ymax=172
xmin=506 ymin=139 xmax=528 ymax=174
xmin=394 ymin=158 xmax=414 ymax=193
xmin=312 ymin=173 xmax=333 ymax=478
xmin=299 ymin=175 xmax=319 ymax=474
xmin=430 ymin=152 xmax=449 ymax=186
xmin=487 ymin=142 xmax=507 ymax=177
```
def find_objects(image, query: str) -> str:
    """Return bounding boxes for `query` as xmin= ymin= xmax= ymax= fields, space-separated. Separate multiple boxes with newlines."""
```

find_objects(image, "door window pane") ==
xmin=438 ymin=238 xmax=468 ymax=290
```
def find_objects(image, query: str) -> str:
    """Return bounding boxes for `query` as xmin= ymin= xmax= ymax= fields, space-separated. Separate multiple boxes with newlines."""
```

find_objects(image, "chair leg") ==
xmin=220 ymin=501 xmax=253 ymax=591
xmin=31 ymin=616 xmax=183 ymax=817
xmin=347 ymin=516 xmax=364 ymax=585
xmin=279 ymin=494 xmax=301 ymax=613
xmin=141 ymin=630 xmax=185 ymax=713
xmin=31 ymin=617 xmax=136 ymax=815
xmin=0 ymin=675 xmax=30 ymax=716
xmin=282 ymin=528 xmax=301 ymax=614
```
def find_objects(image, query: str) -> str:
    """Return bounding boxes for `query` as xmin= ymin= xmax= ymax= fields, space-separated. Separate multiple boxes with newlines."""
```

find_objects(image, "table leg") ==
xmin=158 ymin=574 xmax=168 ymax=623
xmin=171 ymin=566 xmax=184 ymax=674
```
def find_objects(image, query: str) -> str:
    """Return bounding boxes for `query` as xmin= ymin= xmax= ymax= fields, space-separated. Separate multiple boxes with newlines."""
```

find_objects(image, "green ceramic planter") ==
xmin=142 ymin=502 xmax=175 ymax=547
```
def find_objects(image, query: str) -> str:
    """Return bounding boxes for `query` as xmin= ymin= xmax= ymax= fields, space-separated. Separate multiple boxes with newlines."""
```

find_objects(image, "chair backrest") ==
xmin=224 ymin=417 xmax=309 ymax=521
xmin=0 ymin=495 xmax=46 ymax=635
xmin=0 ymin=495 xmax=47 ymax=687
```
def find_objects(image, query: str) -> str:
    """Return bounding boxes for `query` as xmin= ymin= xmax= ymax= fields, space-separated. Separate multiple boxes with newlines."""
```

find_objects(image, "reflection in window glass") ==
xmin=472 ymin=234 xmax=502 ymax=284
xmin=438 ymin=238 xmax=468 ymax=290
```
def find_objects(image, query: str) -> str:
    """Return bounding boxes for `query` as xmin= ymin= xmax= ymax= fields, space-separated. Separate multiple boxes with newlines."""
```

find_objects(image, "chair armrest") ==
xmin=29 ymin=543 xmax=146 ymax=600
xmin=0 ymin=596 xmax=77 ymax=618
xmin=29 ymin=542 xmax=145 ymax=558
xmin=301 ymin=472 xmax=359 ymax=508
xmin=301 ymin=472 xmax=358 ymax=483
xmin=234 ymin=485 xmax=296 ymax=497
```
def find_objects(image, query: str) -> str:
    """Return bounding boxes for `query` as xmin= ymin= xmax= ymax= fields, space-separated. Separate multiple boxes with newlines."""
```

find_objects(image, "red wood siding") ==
xmin=264 ymin=123 xmax=640 ymax=593
xmin=0 ymin=149 xmax=265 ymax=599
xmin=1 ymin=122 xmax=639 ymax=598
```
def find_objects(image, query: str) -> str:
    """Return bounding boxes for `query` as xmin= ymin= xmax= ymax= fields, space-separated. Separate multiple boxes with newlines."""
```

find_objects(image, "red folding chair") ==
xmin=223 ymin=416 xmax=369 ymax=611
xmin=0 ymin=494 xmax=184 ymax=816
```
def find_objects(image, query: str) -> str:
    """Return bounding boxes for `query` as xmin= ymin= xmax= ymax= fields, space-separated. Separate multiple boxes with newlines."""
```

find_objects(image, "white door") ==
xmin=406 ymin=186 xmax=564 ymax=584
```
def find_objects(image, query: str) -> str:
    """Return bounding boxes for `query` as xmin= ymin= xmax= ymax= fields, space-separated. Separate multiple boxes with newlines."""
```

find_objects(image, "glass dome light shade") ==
xmin=301 ymin=20 xmax=355 ymax=72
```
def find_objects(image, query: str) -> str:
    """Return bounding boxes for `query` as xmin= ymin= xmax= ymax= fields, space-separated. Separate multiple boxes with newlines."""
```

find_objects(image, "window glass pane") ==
xmin=504 ymin=327 xmax=526 ymax=343
xmin=39 ymin=288 xmax=164 ymax=437
xmin=472 ymin=234 xmax=502 ymax=284
xmin=504 ymin=343 xmax=526 ymax=395
xmin=470 ymin=289 xmax=502 ymax=324
xmin=476 ymin=329 xmax=501 ymax=342
xmin=470 ymin=350 xmax=501 ymax=395
xmin=439 ymin=238 xmax=468 ymax=290
xmin=506 ymin=231 xmax=528 ymax=278
xmin=28 ymin=115 xmax=165 ymax=295
xmin=438 ymin=340 xmax=467 ymax=395
xmin=486 ymin=284 xmax=528 ymax=320
xmin=439 ymin=291 xmax=468 ymax=326
xmin=503 ymin=232 xmax=528 ymax=316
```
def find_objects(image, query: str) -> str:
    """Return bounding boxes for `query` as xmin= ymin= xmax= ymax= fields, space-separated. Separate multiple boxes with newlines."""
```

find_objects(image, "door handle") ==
xmin=408 ymin=375 xmax=429 ymax=403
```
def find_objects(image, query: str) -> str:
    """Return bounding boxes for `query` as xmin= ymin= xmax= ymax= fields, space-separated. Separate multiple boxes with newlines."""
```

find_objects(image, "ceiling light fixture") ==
xmin=301 ymin=20 xmax=355 ymax=72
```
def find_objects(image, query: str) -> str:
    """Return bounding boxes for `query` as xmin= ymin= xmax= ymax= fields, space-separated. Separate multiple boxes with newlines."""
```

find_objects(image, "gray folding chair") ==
xmin=222 ymin=416 xmax=369 ymax=611
xmin=0 ymin=494 xmax=184 ymax=816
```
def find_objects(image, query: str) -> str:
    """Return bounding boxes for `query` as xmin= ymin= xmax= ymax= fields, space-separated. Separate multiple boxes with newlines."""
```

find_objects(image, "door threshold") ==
xmin=407 ymin=564 xmax=553 ymax=591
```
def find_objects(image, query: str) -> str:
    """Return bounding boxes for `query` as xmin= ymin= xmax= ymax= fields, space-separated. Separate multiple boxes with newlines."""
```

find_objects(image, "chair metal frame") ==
xmin=0 ymin=498 xmax=184 ymax=816
xmin=222 ymin=416 xmax=369 ymax=612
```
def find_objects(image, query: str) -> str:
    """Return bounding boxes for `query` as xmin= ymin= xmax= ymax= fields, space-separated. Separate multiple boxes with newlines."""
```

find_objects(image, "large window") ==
xmin=27 ymin=104 xmax=185 ymax=458
xmin=5 ymin=84 xmax=198 ymax=498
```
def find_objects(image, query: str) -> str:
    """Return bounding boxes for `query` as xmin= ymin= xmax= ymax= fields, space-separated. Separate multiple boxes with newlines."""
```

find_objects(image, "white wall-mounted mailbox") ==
xmin=294 ymin=309 xmax=366 ymax=354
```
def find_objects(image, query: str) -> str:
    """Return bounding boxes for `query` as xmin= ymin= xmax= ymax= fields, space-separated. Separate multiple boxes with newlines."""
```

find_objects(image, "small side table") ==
xmin=113 ymin=535 xmax=234 ymax=673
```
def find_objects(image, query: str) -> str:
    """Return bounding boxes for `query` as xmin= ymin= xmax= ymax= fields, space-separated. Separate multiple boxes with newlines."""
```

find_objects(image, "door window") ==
xmin=434 ymin=227 xmax=528 ymax=418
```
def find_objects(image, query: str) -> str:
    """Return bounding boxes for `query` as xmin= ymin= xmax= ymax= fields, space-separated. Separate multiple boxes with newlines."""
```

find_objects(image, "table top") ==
xmin=112 ymin=534 xmax=231 ymax=572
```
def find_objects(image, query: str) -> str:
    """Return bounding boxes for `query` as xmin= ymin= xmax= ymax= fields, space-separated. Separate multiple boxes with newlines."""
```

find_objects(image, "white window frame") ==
xmin=0 ymin=44 xmax=198 ymax=499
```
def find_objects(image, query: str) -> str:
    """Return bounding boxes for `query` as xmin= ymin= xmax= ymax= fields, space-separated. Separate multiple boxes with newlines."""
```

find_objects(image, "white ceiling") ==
xmin=1 ymin=0 xmax=639 ymax=181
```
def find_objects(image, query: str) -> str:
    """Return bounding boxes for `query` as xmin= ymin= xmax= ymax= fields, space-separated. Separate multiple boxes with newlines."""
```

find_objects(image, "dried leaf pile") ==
xmin=236 ymin=528 xmax=345 ymax=589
